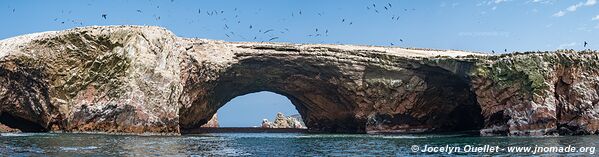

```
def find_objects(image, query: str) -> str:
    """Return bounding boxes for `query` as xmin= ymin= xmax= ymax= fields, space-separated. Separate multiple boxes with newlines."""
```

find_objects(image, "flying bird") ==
xmin=101 ymin=14 xmax=107 ymax=19
xmin=264 ymin=29 xmax=274 ymax=34
xmin=584 ymin=41 xmax=588 ymax=47
xmin=269 ymin=37 xmax=279 ymax=41
xmin=504 ymin=49 xmax=507 ymax=52
xmin=136 ymin=10 xmax=142 ymax=13
xmin=249 ymin=25 xmax=252 ymax=29
xmin=492 ymin=50 xmax=495 ymax=54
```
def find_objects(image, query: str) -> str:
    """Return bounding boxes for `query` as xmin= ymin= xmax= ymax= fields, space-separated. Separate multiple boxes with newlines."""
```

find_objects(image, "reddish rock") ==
xmin=0 ymin=122 xmax=20 ymax=133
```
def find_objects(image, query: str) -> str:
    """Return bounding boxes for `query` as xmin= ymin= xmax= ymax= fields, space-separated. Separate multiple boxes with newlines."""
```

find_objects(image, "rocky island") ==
xmin=1 ymin=26 xmax=598 ymax=136
xmin=261 ymin=113 xmax=305 ymax=129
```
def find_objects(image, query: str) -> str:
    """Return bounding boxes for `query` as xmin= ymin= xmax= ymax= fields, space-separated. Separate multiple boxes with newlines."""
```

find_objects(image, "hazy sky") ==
xmin=1 ymin=0 xmax=598 ymax=126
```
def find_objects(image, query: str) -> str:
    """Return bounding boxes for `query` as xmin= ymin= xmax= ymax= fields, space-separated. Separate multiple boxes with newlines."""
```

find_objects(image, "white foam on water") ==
xmin=59 ymin=146 xmax=99 ymax=151
xmin=0 ymin=133 xmax=56 ymax=137
xmin=378 ymin=135 xmax=428 ymax=139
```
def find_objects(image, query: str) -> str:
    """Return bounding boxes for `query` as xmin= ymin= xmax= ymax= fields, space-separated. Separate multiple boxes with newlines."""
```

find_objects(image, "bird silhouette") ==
xmin=584 ymin=41 xmax=588 ymax=47
xmin=136 ymin=10 xmax=142 ymax=13
xmin=504 ymin=49 xmax=507 ymax=52
xmin=269 ymin=37 xmax=279 ymax=41
xmin=264 ymin=29 xmax=274 ymax=34
xmin=492 ymin=50 xmax=495 ymax=54
xmin=101 ymin=14 xmax=107 ymax=19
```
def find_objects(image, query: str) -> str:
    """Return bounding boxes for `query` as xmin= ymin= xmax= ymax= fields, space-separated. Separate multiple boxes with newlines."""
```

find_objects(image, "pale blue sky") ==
xmin=1 ymin=0 xmax=598 ymax=126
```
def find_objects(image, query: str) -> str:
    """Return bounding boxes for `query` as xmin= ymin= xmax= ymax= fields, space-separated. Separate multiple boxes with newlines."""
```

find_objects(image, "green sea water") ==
xmin=1 ymin=133 xmax=598 ymax=156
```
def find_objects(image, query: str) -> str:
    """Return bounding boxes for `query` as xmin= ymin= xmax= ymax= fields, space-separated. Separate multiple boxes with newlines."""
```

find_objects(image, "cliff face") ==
xmin=471 ymin=52 xmax=599 ymax=135
xmin=0 ymin=26 xmax=598 ymax=136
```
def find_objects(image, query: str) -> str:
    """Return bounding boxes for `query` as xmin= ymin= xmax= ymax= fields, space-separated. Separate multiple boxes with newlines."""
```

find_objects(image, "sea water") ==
xmin=1 ymin=133 xmax=598 ymax=156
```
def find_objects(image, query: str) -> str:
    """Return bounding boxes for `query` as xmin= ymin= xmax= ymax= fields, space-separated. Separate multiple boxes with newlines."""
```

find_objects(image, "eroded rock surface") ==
xmin=261 ymin=112 xmax=305 ymax=129
xmin=1 ymin=26 xmax=598 ymax=135
xmin=200 ymin=114 xmax=218 ymax=128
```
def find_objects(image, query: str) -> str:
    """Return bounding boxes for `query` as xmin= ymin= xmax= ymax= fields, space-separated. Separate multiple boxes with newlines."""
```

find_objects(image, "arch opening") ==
xmin=216 ymin=91 xmax=306 ymax=128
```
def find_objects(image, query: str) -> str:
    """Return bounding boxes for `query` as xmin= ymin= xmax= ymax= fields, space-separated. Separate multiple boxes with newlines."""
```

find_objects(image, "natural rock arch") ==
xmin=2 ymin=26 xmax=599 ymax=136
xmin=177 ymin=44 xmax=484 ymax=133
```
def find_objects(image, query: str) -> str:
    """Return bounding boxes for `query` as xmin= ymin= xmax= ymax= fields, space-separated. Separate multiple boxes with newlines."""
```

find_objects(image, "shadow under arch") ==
xmin=178 ymin=53 xmax=484 ymax=134
xmin=179 ymin=56 xmax=367 ymax=133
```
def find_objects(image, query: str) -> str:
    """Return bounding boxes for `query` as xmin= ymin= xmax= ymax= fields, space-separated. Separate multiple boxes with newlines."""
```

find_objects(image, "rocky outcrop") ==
xmin=1 ymin=26 xmax=598 ymax=136
xmin=261 ymin=112 xmax=305 ymax=129
xmin=200 ymin=114 xmax=218 ymax=128
xmin=471 ymin=51 xmax=599 ymax=136
xmin=289 ymin=114 xmax=306 ymax=127
xmin=0 ymin=123 xmax=20 ymax=133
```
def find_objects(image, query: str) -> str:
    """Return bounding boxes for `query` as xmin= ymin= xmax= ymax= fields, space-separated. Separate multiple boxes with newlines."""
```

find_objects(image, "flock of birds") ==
xmin=61 ymin=1 xmax=411 ymax=45
xmin=5 ymin=1 xmax=592 ymax=54
xmin=185 ymin=2 xmax=409 ymax=43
